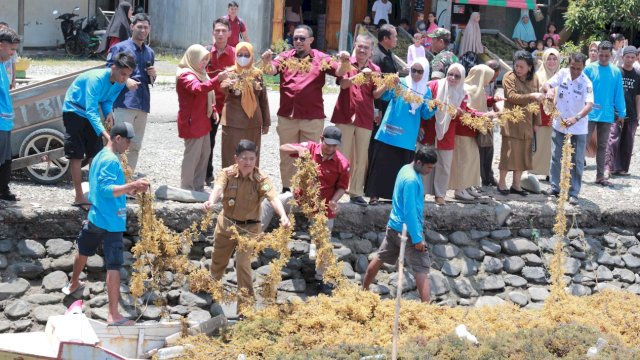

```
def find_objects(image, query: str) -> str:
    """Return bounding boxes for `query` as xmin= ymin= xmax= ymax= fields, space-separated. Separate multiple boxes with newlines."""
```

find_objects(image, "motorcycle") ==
xmin=53 ymin=7 xmax=106 ymax=58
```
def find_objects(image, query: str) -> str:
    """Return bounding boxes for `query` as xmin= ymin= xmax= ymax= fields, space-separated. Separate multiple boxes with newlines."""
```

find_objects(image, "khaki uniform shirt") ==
xmin=502 ymin=71 xmax=542 ymax=140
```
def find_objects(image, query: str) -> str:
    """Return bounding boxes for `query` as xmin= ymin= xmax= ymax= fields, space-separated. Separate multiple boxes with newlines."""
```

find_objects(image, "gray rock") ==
xmin=288 ymin=241 xmax=309 ymax=254
xmin=490 ymin=229 xmax=511 ymax=240
xmin=286 ymin=257 xmax=302 ymax=271
xmin=462 ymin=247 xmax=485 ymax=261
xmin=0 ymin=278 xmax=30 ymax=300
xmin=520 ymin=174 xmax=541 ymax=193
xmin=521 ymin=267 xmax=547 ymax=284
xmin=449 ymin=231 xmax=472 ymax=246
xmin=618 ymin=236 xmax=638 ymax=248
xmin=355 ymin=254 xmax=369 ymax=273
xmin=503 ymin=257 xmax=525 ymax=274
xmin=482 ymin=256 xmax=503 ymax=274
xmin=525 ymin=303 xmax=545 ymax=310
xmin=602 ymin=234 xmax=618 ymax=248
xmin=141 ymin=305 xmax=163 ymax=320
xmin=567 ymin=228 xmax=584 ymax=239
xmin=167 ymin=290 xmax=180 ymax=302
xmin=0 ymin=321 xmax=10 ymax=333
xmin=187 ymin=309 xmax=212 ymax=323
xmin=370 ymin=284 xmax=390 ymax=295
xmin=429 ymin=272 xmax=449 ymax=296
xmin=441 ymin=261 xmax=461 ymax=277
xmin=521 ymin=253 xmax=544 ymax=266
xmin=480 ymin=240 xmax=501 ymax=255
xmin=504 ymin=274 xmax=527 ymax=287
xmin=353 ymin=239 xmax=373 ymax=254
xmin=42 ymin=271 xmax=68 ymax=292
xmin=8 ymin=262 xmax=44 ymax=279
xmin=278 ymin=279 xmax=306 ymax=293
xmin=179 ymin=292 xmax=212 ymax=308
xmin=25 ymin=293 xmax=63 ymax=305
xmin=475 ymin=296 xmax=506 ymax=307
xmin=209 ymin=303 xmax=224 ymax=317
xmin=494 ymin=204 xmax=511 ymax=226
xmin=46 ymin=239 xmax=73 ymax=257
xmin=389 ymin=272 xmax=417 ymax=293
xmin=88 ymin=295 xmax=109 ymax=308
xmin=432 ymin=244 xmax=460 ymax=259
xmin=596 ymin=265 xmax=613 ymax=281
xmin=508 ymin=292 xmax=529 ymax=306
xmin=563 ymin=257 xmax=581 ymax=275
xmin=453 ymin=278 xmax=478 ymax=298
xmin=596 ymin=283 xmax=620 ymax=292
xmin=629 ymin=245 xmax=640 ymax=257
xmin=569 ymin=239 xmax=585 ymax=252
xmin=528 ymin=287 xmax=550 ymax=302
xmin=333 ymin=246 xmax=352 ymax=261
xmin=612 ymin=268 xmax=636 ymax=283
xmin=596 ymin=252 xmax=617 ymax=266
xmin=502 ymin=238 xmax=538 ymax=255
xmin=5 ymin=300 xmax=31 ymax=319
xmin=171 ymin=305 xmax=190 ymax=316
xmin=155 ymin=185 xmax=209 ymax=203
xmin=572 ymin=273 xmax=596 ymax=285
xmin=627 ymin=284 xmax=640 ymax=295
xmin=480 ymin=275 xmax=505 ymax=290
xmin=86 ymin=255 xmax=105 ymax=271
xmin=256 ymin=264 xmax=293 ymax=279
xmin=460 ymin=258 xmax=480 ymax=276
xmin=425 ymin=229 xmax=448 ymax=244
xmin=0 ymin=239 xmax=12 ymax=253
xmin=341 ymin=262 xmax=356 ymax=279
xmin=89 ymin=281 xmax=105 ymax=295
xmin=0 ymin=254 xmax=6 ymax=269
xmin=51 ymin=255 xmax=75 ymax=271
xmin=622 ymin=254 xmax=640 ymax=269
xmin=517 ymin=229 xmax=535 ymax=238
xmin=611 ymin=227 xmax=633 ymax=236
xmin=363 ymin=231 xmax=378 ymax=243
xmin=470 ymin=230 xmax=491 ymax=241
xmin=17 ymin=239 xmax=46 ymax=258
xmin=339 ymin=232 xmax=353 ymax=240
xmin=537 ymin=237 xmax=556 ymax=253
xmin=571 ymin=251 xmax=586 ymax=260
xmin=13 ymin=319 xmax=31 ymax=332
xmin=33 ymin=305 xmax=66 ymax=324
xmin=567 ymin=283 xmax=591 ymax=296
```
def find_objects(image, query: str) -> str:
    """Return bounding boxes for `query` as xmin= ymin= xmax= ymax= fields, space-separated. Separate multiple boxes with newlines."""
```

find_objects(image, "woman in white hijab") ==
xmin=458 ymin=12 xmax=484 ymax=56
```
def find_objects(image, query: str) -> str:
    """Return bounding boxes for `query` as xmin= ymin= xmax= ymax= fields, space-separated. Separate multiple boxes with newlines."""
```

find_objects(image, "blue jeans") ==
xmin=550 ymin=129 xmax=586 ymax=197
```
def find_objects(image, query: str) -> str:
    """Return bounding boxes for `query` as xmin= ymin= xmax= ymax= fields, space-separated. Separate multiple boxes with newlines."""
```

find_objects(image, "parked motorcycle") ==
xmin=53 ymin=7 xmax=106 ymax=58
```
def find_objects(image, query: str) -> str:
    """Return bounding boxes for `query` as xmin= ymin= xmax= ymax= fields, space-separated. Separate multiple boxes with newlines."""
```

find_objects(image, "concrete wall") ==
xmin=0 ymin=0 xmax=96 ymax=47
xmin=148 ymin=0 xmax=273 ymax=52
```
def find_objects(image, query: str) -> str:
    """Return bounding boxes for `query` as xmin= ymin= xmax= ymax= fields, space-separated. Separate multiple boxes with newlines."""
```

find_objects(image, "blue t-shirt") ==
xmin=375 ymin=79 xmax=435 ymax=150
xmin=0 ymin=65 xmax=13 ymax=131
xmin=583 ymin=63 xmax=626 ymax=123
xmin=88 ymin=148 xmax=127 ymax=232
xmin=62 ymin=68 xmax=125 ymax=136
xmin=388 ymin=164 xmax=424 ymax=244
xmin=107 ymin=39 xmax=155 ymax=113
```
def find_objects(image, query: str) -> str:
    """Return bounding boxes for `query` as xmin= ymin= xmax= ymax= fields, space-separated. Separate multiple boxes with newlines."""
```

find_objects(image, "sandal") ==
xmin=108 ymin=318 xmax=135 ymax=326
xmin=509 ymin=187 xmax=529 ymax=196
xmin=368 ymin=198 xmax=379 ymax=206
xmin=595 ymin=179 xmax=613 ymax=187
xmin=496 ymin=187 xmax=510 ymax=195
xmin=62 ymin=281 xmax=85 ymax=296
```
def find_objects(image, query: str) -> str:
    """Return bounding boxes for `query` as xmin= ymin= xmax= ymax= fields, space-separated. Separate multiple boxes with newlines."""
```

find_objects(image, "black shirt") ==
xmin=621 ymin=67 xmax=640 ymax=122
xmin=372 ymin=44 xmax=398 ymax=114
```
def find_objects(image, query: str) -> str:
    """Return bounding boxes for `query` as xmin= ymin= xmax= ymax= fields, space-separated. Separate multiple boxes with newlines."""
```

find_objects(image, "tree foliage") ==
xmin=564 ymin=0 xmax=640 ymax=41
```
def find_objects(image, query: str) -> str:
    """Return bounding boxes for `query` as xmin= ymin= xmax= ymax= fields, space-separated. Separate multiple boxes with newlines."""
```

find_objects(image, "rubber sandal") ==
xmin=108 ymin=318 xmax=135 ymax=326
xmin=496 ymin=187 xmax=510 ymax=195
xmin=509 ymin=187 xmax=529 ymax=196
xmin=595 ymin=179 xmax=613 ymax=187
xmin=62 ymin=281 xmax=85 ymax=296
xmin=368 ymin=198 xmax=379 ymax=206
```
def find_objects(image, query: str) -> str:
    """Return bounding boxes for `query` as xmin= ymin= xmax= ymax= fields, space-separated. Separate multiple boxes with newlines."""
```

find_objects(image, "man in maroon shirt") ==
xmin=331 ymin=34 xmax=386 ymax=207
xmin=204 ymin=17 xmax=236 ymax=185
xmin=223 ymin=1 xmax=249 ymax=47
xmin=261 ymin=24 xmax=350 ymax=192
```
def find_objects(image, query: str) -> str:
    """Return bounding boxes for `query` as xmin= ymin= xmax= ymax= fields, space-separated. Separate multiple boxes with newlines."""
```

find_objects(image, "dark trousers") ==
xmin=587 ymin=121 xmax=613 ymax=180
xmin=605 ymin=120 xmax=638 ymax=173
xmin=206 ymin=118 xmax=220 ymax=180
xmin=479 ymin=145 xmax=494 ymax=184
xmin=0 ymin=160 xmax=11 ymax=194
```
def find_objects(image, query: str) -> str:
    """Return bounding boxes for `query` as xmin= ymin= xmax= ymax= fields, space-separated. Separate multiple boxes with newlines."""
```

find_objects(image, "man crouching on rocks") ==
xmin=63 ymin=122 xmax=150 ymax=326
xmin=362 ymin=146 xmax=437 ymax=302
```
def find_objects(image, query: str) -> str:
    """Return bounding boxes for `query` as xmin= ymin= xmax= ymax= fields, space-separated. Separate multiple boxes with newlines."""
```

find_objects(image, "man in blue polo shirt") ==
xmin=63 ymin=122 xmax=150 ymax=326
xmin=362 ymin=146 xmax=437 ymax=303
xmin=107 ymin=13 xmax=156 ymax=173
xmin=0 ymin=27 xmax=20 ymax=201
xmin=62 ymin=52 xmax=135 ymax=208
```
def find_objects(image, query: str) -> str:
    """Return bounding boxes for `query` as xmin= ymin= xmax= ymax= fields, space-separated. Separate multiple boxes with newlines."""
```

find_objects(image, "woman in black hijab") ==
xmin=98 ymin=1 xmax=132 ymax=53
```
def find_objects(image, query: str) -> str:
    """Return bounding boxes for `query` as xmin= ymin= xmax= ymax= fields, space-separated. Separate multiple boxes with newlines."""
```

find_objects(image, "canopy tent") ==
xmin=455 ymin=0 xmax=537 ymax=9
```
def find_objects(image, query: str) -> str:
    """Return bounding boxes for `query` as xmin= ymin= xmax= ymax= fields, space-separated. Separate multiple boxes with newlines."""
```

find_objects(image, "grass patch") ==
xmin=155 ymin=52 xmax=181 ymax=65
xmin=29 ymin=56 xmax=103 ymax=68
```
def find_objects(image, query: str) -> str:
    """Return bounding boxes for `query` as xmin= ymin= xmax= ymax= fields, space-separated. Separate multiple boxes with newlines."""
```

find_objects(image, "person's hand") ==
xmin=531 ymin=92 xmax=545 ymax=102
xmin=262 ymin=125 xmax=270 ymax=135
xmin=221 ymin=78 xmax=237 ymax=89
xmin=217 ymin=70 xmax=229 ymax=82
xmin=105 ymin=113 xmax=114 ymax=128
xmin=279 ymin=216 xmax=291 ymax=228
xmin=261 ymin=49 xmax=273 ymax=62
xmin=414 ymin=241 xmax=427 ymax=252
xmin=101 ymin=130 xmax=111 ymax=142
xmin=338 ymin=50 xmax=351 ymax=63
xmin=203 ymin=200 xmax=213 ymax=211
xmin=374 ymin=113 xmax=382 ymax=125
xmin=145 ymin=66 xmax=157 ymax=79
xmin=212 ymin=111 xmax=220 ymax=125
xmin=616 ymin=117 xmax=625 ymax=126
xmin=134 ymin=178 xmax=150 ymax=192
xmin=126 ymin=78 xmax=141 ymax=91
xmin=327 ymin=200 xmax=338 ymax=214
xmin=297 ymin=147 xmax=310 ymax=157
xmin=562 ymin=116 xmax=576 ymax=127
xmin=10 ymin=81 xmax=15 ymax=90
xmin=341 ymin=78 xmax=353 ymax=87
xmin=545 ymin=90 xmax=554 ymax=99
xmin=361 ymin=67 xmax=372 ymax=77
xmin=493 ymin=95 xmax=505 ymax=102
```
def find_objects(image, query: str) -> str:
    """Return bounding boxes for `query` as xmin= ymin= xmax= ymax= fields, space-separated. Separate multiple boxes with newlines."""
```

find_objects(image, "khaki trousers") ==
xmin=277 ymin=116 xmax=324 ymax=188
xmin=113 ymin=108 xmax=148 ymax=171
xmin=335 ymin=123 xmax=371 ymax=197
xmin=180 ymin=135 xmax=211 ymax=192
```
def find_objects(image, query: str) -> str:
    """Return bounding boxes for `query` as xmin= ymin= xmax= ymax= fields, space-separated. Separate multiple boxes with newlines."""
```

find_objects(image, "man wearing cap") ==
xmin=605 ymin=45 xmax=640 ymax=177
xmin=63 ymin=122 xmax=150 ymax=326
xmin=426 ymin=28 xmax=459 ymax=79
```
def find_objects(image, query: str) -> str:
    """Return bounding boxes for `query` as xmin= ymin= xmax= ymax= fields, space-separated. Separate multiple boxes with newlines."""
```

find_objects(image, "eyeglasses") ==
xmin=293 ymin=36 xmax=307 ymax=42
xmin=448 ymin=73 xmax=461 ymax=80
xmin=237 ymin=54 xmax=250 ymax=58
xmin=411 ymin=68 xmax=424 ymax=74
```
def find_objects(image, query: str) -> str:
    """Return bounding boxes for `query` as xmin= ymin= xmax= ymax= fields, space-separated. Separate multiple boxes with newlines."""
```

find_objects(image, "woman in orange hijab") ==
xmin=219 ymin=42 xmax=271 ymax=168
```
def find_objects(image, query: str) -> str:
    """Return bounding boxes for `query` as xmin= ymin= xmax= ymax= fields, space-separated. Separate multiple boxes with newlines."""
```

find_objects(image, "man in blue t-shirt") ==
xmin=63 ymin=122 xmax=149 ymax=326
xmin=362 ymin=146 xmax=437 ymax=303
xmin=0 ymin=27 xmax=20 ymax=202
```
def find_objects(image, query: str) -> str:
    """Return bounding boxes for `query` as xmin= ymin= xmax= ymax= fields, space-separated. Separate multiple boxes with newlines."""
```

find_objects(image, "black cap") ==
xmin=110 ymin=122 xmax=135 ymax=139
xmin=322 ymin=126 xmax=341 ymax=145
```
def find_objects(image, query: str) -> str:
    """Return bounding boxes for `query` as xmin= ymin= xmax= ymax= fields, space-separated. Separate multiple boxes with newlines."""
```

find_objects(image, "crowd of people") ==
xmin=1 ymin=2 xmax=640 ymax=314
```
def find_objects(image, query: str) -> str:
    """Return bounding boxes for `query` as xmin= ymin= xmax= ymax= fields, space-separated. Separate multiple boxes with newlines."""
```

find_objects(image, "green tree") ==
xmin=564 ymin=0 xmax=640 ymax=42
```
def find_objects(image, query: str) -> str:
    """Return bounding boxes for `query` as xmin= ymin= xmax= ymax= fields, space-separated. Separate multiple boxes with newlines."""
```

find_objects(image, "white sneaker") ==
xmin=309 ymin=243 xmax=317 ymax=260
xmin=466 ymin=187 xmax=482 ymax=198
xmin=569 ymin=196 xmax=579 ymax=205
xmin=454 ymin=190 xmax=474 ymax=201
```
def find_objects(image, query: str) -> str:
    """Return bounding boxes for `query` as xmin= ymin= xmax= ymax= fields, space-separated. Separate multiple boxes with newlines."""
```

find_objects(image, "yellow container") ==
xmin=16 ymin=57 xmax=31 ymax=72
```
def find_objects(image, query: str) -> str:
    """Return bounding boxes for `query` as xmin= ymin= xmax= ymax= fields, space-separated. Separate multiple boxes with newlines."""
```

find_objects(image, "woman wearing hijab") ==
xmin=498 ymin=50 xmax=545 ymax=196
xmin=458 ymin=12 xmax=483 ymax=56
xmin=449 ymin=65 xmax=496 ymax=201
xmin=176 ymin=45 xmax=218 ymax=191
xmin=219 ymin=42 xmax=270 ymax=168
xmin=512 ymin=10 xmax=537 ymax=49
xmin=97 ymin=1 xmax=133 ymax=54
xmin=365 ymin=57 xmax=436 ymax=204
xmin=531 ymin=48 xmax=560 ymax=178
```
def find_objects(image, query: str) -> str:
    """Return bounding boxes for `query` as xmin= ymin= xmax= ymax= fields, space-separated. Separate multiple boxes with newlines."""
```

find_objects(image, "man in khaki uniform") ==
xmin=203 ymin=140 xmax=290 ymax=309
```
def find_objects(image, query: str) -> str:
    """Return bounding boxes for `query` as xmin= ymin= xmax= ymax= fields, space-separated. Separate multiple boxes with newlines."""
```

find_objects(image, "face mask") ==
xmin=236 ymin=56 xmax=251 ymax=67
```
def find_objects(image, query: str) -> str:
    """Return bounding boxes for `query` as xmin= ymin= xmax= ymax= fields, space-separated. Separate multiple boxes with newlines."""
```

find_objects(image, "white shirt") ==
xmin=407 ymin=44 xmax=425 ymax=66
xmin=372 ymin=0 xmax=392 ymax=25
xmin=546 ymin=68 xmax=594 ymax=135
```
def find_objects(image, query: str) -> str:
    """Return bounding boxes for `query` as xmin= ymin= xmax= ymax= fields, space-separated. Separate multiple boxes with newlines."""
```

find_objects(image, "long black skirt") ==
xmin=364 ymin=140 xmax=414 ymax=200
